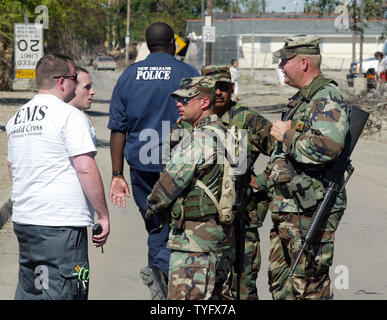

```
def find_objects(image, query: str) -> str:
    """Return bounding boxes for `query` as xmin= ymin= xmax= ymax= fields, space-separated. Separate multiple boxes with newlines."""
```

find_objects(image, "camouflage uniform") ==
xmin=146 ymin=76 xmax=234 ymax=300
xmin=267 ymin=35 xmax=350 ymax=300
xmin=202 ymin=65 xmax=275 ymax=300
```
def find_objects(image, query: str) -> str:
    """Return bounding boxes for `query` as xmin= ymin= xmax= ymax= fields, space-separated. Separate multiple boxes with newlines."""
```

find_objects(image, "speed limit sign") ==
xmin=202 ymin=26 xmax=216 ymax=43
xmin=14 ymin=23 xmax=43 ymax=79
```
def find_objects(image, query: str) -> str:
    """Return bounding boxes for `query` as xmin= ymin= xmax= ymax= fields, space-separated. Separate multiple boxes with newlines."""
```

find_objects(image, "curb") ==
xmin=0 ymin=189 xmax=12 ymax=230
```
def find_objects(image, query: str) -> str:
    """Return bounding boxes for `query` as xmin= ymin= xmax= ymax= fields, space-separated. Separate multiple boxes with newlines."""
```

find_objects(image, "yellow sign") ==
xmin=174 ymin=34 xmax=187 ymax=55
xmin=16 ymin=69 xmax=36 ymax=79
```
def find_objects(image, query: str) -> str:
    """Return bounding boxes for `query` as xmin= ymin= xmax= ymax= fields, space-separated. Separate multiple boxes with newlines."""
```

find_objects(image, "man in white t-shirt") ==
xmin=69 ymin=67 xmax=96 ymax=111
xmin=69 ymin=67 xmax=97 ymax=145
xmin=6 ymin=53 xmax=110 ymax=300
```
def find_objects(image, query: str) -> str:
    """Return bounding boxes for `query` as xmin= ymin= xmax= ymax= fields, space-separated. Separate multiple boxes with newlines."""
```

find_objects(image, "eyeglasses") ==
xmin=53 ymin=74 xmax=78 ymax=82
xmin=174 ymin=95 xmax=200 ymax=105
xmin=215 ymin=82 xmax=231 ymax=91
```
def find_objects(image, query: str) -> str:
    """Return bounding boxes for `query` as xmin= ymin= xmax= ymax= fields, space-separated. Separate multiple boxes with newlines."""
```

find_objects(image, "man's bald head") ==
xmin=145 ymin=22 xmax=175 ymax=53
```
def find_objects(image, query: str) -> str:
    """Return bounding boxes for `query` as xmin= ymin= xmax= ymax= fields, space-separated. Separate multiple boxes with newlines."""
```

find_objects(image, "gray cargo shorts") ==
xmin=13 ymin=223 xmax=89 ymax=300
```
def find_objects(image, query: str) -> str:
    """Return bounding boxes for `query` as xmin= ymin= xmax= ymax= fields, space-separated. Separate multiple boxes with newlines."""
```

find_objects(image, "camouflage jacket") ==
xmin=147 ymin=114 xmax=233 ymax=252
xmin=220 ymin=102 xmax=274 ymax=161
xmin=221 ymin=102 xmax=274 ymax=227
xmin=166 ymin=102 xmax=274 ymax=162
xmin=166 ymin=103 xmax=274 ymax=226
xmin=268 ymin=76 xmax=350 ymax=213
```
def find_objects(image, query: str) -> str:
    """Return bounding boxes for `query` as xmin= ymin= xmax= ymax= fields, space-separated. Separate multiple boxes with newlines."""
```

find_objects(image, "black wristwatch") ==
xmin=112 ymin=171 xmax=124 ymax=177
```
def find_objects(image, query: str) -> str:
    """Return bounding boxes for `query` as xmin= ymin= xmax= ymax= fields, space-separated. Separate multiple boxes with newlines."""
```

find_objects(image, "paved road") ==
xmin=1 ymin=69 xmax=386 ymax=300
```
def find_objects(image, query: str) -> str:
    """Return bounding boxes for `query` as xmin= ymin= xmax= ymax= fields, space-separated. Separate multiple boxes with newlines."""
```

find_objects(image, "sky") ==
xmin=266 ymin=0 xmax=306 ymax=12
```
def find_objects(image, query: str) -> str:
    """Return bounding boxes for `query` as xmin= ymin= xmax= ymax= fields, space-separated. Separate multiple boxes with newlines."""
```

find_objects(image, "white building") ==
xmin=185 ymin=14 xmax=386 ymax=71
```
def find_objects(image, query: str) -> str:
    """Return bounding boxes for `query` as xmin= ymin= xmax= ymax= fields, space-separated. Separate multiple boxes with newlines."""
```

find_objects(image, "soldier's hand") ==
xmin=270 ymin=120 xmax=291 ymax=142
xmin=109 ymin=176 xmax=130 ymax=208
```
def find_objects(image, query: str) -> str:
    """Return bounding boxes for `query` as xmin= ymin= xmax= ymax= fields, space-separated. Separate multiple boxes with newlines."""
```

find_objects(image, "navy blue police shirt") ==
xmin=108 ymin=52 xmax=199 ymax=172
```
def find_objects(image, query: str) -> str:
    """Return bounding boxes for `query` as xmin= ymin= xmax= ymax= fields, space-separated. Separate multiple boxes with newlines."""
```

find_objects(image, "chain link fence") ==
xmin=185 ymin=34 xmax=281 ymax=81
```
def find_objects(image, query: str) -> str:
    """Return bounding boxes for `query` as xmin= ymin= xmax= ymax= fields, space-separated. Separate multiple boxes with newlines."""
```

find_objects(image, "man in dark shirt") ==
xmin=108 ymin=21 xmax=199 ymax=300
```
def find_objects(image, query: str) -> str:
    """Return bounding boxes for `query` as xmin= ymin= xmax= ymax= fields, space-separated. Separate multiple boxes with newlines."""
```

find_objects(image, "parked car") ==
xmin=93 ymin=56 xmax=116 ymax=71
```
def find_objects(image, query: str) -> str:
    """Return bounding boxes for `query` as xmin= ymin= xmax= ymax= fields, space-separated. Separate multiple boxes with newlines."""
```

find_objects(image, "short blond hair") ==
xmin=299 ymin=54 xmax=322 ymax=69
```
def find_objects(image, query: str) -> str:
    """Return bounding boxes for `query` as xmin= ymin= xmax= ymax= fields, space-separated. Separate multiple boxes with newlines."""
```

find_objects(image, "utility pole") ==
xmin=230 ymin=0 xmax=233 ymax=35
xmin=359 ymin=0 xmax=365 ymax=74
xmin=105 ymin=0 xmax=112 ymax=53
xmin=112 ymin=0 xmax=117 ymax=51
xmin=125 ymin=0 xmax=131 ymax=65
xmin=205 ymin=0 xmax=213 ymax=65
xmin=352 ymin=0 xmax=357 ymax=64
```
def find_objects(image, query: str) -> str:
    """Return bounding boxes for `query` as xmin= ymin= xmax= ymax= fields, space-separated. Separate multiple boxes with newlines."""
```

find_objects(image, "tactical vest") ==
xmin=279 ymin=77 xmax=339 ymax=210
xmin=171 ymin=123 xmax=225 ymax=224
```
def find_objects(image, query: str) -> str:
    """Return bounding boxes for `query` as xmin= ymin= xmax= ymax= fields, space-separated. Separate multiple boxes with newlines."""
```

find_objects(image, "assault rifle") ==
xmin=289 ymin=105 xmax=370 ymax=277
xmin=233 ymin=159 xmax=252 ymax=300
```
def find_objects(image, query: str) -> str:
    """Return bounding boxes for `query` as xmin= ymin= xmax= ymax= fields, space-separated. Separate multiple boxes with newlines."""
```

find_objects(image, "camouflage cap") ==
xmin=273 ymin=34 xmax=320 ymax=60
xmin=171 ymin=76 xmax=216 ymax=98
xmin=201 ymin=65 xmax=231 ymax=83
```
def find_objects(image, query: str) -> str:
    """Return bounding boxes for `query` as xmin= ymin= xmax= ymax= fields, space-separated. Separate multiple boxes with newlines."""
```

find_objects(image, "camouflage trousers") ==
xmin=231 ymin=227 xmax=261 ymax=300
xmin=268 ymin=209 xmax=344 ymax=300
xmin=167 ymin=249 xmax=234 ymax=300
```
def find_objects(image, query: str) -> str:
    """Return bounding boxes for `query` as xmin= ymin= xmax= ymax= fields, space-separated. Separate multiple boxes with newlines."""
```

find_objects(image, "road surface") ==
xmin=0 ymin=69 xmax=386 ymax=300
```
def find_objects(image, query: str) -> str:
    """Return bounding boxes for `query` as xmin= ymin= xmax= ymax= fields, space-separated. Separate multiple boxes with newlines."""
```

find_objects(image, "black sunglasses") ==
xmin=174 ymin=96 xmax=198 ymax=105
xmin=53 ymin=74 xmax=78 ymax=82
xmin=215 ymin=82 xmax=231 ymax=91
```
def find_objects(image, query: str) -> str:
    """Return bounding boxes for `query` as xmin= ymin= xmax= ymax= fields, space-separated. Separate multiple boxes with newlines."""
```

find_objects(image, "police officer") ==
xmin=200 ymin=65 xmax=274 ymax=300
xmin=267 ymin=35 xmax=350 ymax=300
xmin=145 ymin=76 xmax=233 ymax=300
xmin=108 ymin=22 xmax=199 ymax=300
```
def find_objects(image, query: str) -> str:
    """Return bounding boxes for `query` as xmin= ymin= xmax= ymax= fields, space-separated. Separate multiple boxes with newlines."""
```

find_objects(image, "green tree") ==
xmin=213 ymin=0 xmax=267 ymax=13
xmin=304 ymin=0 xmax=386 ymax=39
xmin=304 ymin=0 xmax=384 ymax=19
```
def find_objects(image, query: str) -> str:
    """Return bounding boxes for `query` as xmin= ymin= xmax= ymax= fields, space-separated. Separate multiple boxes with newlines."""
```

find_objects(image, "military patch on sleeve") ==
xmin=314 ymin=98 xmax=327 ymax=112
xmin=295 ymin=120 xmax=305 ymax=132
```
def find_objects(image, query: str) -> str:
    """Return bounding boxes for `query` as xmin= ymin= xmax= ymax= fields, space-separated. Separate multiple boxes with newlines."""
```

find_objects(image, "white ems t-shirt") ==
xmin=6 ymin=94 xmax=97 ymax=227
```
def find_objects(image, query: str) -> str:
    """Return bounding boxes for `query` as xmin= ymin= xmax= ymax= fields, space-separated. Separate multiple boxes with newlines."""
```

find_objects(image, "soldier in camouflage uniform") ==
xmin=145 ymin=76 xmax=234 ymax=300
xmin=201 ymin=65 xmax=275 ymax=300
xmin=267 ymin=35 xmax=350 ymax=300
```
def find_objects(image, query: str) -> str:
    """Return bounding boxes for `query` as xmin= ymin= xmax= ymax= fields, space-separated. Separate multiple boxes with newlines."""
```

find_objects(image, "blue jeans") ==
xmin=130 ymin=168 xmax=170 ymax=278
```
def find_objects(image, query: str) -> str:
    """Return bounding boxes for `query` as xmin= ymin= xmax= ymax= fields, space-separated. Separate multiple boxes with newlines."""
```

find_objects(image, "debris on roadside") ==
xmin=345 ymin=93 xmax=387 ymax=137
